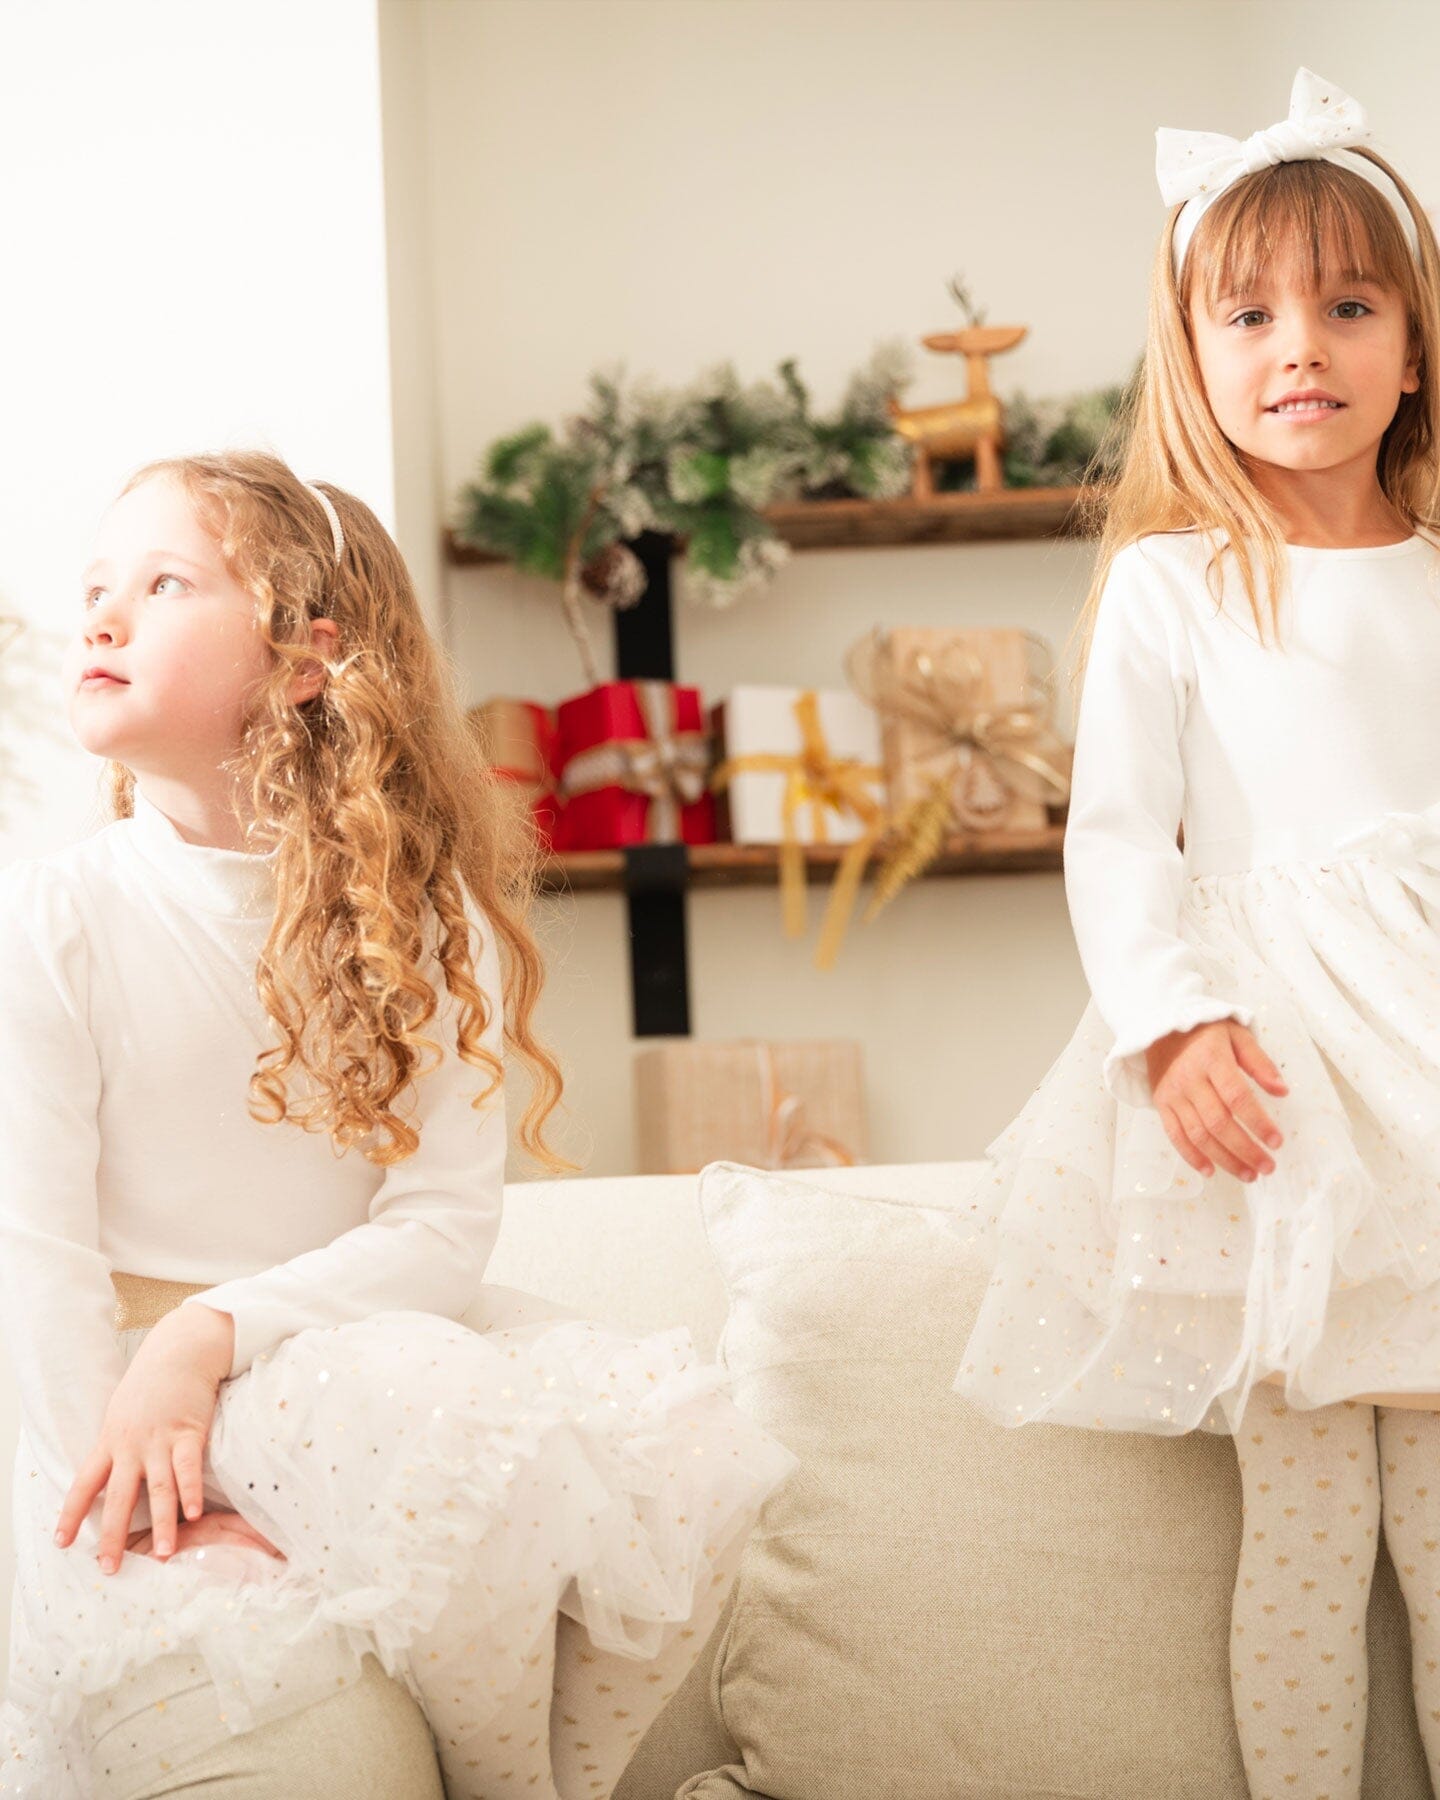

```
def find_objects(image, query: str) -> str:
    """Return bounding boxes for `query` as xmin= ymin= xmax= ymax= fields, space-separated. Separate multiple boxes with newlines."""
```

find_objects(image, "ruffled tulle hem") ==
xmin=951 ymin=846 xmax=1440 ymax=1440
xmin=0 ymin=1309 xmax=800 ymax=1800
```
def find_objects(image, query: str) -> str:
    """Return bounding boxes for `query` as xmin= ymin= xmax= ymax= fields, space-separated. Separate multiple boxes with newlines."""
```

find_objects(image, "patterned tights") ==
xmin=1231 ymin=1389 xmax=1440 ymax=1799
xmin=453 ymin=1519 xmax=747 ymax=1799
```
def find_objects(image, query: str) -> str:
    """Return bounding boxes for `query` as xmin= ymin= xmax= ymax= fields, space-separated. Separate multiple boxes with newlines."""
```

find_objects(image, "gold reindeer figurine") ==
xmin=887 ymin=277 xmax=1027 ymax=498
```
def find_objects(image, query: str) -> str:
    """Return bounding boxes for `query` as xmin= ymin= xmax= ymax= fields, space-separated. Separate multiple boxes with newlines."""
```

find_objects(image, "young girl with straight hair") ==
xmin=0 ymin=449 xmax=800 ymax=1797
xmin=954 ymin=67 xmax=1440 ymax=1799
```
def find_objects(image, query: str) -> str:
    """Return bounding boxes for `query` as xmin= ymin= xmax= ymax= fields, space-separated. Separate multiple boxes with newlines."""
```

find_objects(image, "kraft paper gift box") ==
xmin=634 ymin=1039 xmax=868 ymax=1174
xmin=844 ymin=626 xmax=1073 ymax=833
xmin=551 ymin=678 xmax=716 ymax=851
xmin=709 ymin=685 xmax=885 ymax=845
xmin=467 ymin=696 xmax=560 ymax=845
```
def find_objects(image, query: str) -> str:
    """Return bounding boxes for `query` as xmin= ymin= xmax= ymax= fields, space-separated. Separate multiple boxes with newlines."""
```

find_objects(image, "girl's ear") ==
xmin=290 ymin=617 xmax=340 ymax=706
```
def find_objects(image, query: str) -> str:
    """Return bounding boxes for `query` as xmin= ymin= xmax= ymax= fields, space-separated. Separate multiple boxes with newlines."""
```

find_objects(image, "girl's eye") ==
xmin=1229 ymin=301 xmax=1373 ymax=327
xmin=82 ymin=571 xmax=186 ymax=609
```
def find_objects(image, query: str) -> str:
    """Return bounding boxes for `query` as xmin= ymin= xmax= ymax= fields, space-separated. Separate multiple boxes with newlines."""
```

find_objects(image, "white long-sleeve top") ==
xmin=0 ymin=784 xmax=507 ymax=1517
xmin=1065 ymin=526 xmax=1440 ymax=1108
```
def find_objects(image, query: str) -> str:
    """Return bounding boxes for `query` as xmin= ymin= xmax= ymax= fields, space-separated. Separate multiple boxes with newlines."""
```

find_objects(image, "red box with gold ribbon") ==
xmin=467 ymin=697 xmax=560 ymax=846
xmin=551 ymin=680 xmax=716 ymax=851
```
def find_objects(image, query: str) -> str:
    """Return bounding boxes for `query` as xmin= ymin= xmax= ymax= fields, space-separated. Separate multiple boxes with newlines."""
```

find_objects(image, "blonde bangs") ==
xmin=1185 ymin=157 xmax=1421 ymax=337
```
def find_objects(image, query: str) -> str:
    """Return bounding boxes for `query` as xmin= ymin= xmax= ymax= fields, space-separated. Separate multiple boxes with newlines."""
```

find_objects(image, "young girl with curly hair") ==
xmin=0 ymin=449 xmax=799 ymax=1798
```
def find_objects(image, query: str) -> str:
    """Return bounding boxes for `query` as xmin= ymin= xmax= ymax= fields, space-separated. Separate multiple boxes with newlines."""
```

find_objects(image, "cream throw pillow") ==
xmin=670 ymin=1159 xmax=1425 ymax=1800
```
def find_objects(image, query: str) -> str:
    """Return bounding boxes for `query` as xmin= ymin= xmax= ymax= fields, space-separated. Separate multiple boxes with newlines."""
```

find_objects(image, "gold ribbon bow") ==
xmin=755 ymin=1044 xmax=857 ymax=1169
xmin=844 ymin=628 xmax=1073 ymax=917
xmin=558 ymin=680 xmax=712 ymax=843
xmin=712 ymin=689 xmax=886 ymax=969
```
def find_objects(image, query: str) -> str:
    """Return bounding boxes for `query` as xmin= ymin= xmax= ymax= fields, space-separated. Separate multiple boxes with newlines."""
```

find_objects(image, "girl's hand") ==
xmin=1146 ymin=1019 xmax=1289 ymax=1181
xmin=54 ymin=1305 xmax=234 ymax=1574
xmin=125 ymin=1507 xmax=286 ymax=1564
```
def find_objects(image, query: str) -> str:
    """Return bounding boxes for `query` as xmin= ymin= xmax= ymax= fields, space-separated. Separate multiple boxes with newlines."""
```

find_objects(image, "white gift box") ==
xmin=711 ymin=685 xmax=885 ymax=845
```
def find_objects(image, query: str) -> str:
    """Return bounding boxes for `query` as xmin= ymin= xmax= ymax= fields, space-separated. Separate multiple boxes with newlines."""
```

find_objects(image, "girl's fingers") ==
xmin=1159 ymin=1104 xmax=1212 ymax=1175
xmin=145 ymin=1457 xmax=179 ymax=1559
xmin=171 ymin=1435 xmax=206 ymax=1524
xmin=54 ymin=1449 xmax=111 ymax=1548
xmin=1200 ymin=1078 xmax=1275 ymax=1180
xmin=1172 ymin=1098 xmax=1220 ymax=1177
xmin=1232 ymin=1027 xmax=1290 ymax=1096
xmin=97 ymin=1459 xmax=143 ymax=1573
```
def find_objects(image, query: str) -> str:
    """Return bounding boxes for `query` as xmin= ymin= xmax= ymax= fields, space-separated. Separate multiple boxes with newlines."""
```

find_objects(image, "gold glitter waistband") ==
xmin=111 ymin=1270 xmax=212 ymax=1334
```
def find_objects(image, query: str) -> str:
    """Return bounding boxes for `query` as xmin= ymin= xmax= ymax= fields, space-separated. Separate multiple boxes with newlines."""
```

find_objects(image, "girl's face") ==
xmin=64 ymin=475 xmax=274 ymax=785
xmin=1189 ymin=250 xmax=1422 ymax=484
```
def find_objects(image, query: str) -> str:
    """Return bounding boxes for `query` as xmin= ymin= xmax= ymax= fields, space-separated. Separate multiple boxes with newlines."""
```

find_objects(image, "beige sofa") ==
xmin=0 ymin=1160 xmax=1427 ymax=1797
xmin=483 ymin=1158 xmax=1433 ymax=1800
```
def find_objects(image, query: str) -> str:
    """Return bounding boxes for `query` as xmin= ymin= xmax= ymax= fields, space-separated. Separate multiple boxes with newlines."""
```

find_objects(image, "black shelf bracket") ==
xmin=614 ymin=532 xmax=691 ymax=1038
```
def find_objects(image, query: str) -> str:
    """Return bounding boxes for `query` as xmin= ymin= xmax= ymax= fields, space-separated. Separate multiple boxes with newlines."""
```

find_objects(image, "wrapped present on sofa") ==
xmin=467 ymin=696 xmax=560 ymax=845
xmin=634 ymin=1038 xmax=867 ymax=1174
xmin=711 ymin=685 xmax=886 ymax=970
xmin=551 ymin=678 xmax=716 ymax=851
xmin=844 ymin=625 xmax=1073 ymax=918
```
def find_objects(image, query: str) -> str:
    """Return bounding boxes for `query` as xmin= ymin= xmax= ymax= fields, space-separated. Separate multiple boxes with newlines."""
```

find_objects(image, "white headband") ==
xmin=303 ymin=481 xmax=345 ymax=566
xmin=1157 ymin=66 xmax=1421 ymax=281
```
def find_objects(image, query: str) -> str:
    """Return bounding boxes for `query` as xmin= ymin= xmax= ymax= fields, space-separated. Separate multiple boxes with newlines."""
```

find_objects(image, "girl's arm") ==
xmin=0 ymin=862 xmax=153 ymax=1543
xmin=176 ymin=894 xmax=508 ymax=1379
xmin=1063 ymin=542 xmax=1255 ymax=1109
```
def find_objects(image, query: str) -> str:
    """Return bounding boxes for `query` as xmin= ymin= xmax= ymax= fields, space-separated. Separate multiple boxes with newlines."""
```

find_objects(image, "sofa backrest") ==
xmin=480 ymin=1160 xmax=978 ymax=1359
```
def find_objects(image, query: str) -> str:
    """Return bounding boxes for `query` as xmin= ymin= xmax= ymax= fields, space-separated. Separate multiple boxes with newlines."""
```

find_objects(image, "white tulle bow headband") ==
xmin=1156 ymin=66 xmax=1420 ymax=278
xmin=302 ymin=481 xmax=345 ymax=565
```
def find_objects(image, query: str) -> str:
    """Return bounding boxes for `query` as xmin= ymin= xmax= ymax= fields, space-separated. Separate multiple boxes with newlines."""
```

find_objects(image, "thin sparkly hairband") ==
xmin=1156 ymin=65 xmax=1421 ymax=280
xmin=303 ymin=481 xmax=345 ymax=566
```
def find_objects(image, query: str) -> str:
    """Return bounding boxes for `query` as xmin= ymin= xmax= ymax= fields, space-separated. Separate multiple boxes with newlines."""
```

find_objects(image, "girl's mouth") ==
xmin=80 ymin=675 xmax=127 ymax=688
xmin=1267 ymin=401 xmax=1346 ymax=422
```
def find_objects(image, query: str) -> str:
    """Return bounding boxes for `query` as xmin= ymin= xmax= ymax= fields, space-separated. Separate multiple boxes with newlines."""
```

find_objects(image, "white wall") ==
xmin=0 ymin=0 xmax=396 ymax=863
xmin=406 ymin=0 xmax=1440 ymax=1176
xmin=0 ymin=0 xmax=397 ymax=1686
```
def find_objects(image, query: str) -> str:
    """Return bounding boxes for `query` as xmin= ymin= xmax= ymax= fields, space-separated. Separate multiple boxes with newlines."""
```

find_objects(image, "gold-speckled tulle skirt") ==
xmin=2 ymin=1279 xmax=801 ymax=1799
xmin=953 ymin=832 xmax=1440 ymax=1439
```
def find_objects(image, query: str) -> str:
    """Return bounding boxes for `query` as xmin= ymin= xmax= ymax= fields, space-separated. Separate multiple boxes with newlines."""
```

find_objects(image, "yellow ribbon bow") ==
xmin=712 ymin=689 xmax=887 ymax=969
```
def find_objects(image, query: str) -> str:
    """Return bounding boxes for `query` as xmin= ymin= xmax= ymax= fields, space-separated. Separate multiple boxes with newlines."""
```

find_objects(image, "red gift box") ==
xmin=467 ymin=698 xmax=560 ymax=845
xmin=552 ymin=680 xmax=716 ymax=851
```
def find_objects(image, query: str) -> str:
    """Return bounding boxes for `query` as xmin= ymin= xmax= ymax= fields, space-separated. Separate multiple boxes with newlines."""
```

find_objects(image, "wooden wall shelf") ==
xmin=538 ymin=823 xmax=1066 ymax=895
xmin=445 ymin=482 xmax=1105 ymax=568
xmin=448 ymin=482 xmax=1092 ymax=1031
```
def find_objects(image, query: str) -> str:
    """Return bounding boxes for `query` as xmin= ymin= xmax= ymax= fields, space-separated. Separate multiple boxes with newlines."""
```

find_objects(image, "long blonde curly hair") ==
xmin=103 ymin=449 xmax=577 ymax=1177
xmin=1062 ymin=147 xmax=1440 ymax=702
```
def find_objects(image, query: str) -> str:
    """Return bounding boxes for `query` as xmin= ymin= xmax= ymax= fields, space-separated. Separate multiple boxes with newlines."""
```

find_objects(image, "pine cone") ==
xmin=578 ymin=542 xmax=648 ymax=609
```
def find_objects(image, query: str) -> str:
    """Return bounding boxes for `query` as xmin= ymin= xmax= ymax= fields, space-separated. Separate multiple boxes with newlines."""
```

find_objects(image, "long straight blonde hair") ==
xmin=104 ymin=449 xmax=577 ymax=1176
xmin=1063 ymin=148 xmax=1440 ymax=703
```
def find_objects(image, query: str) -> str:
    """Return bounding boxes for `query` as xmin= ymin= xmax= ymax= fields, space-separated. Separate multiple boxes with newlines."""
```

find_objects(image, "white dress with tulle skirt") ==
xmin=952 ymin=527 xmax=1440 ymax=1437
xmin=0 ymin=789 xmax=800 ymax=1797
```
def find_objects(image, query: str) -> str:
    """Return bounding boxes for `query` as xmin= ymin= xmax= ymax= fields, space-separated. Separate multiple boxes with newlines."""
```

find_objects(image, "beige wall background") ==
xmin=388 ymin=0 xmax=1440 ymax=1175
xmin=4 ymin=0 xmax=1438 ymax=1189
